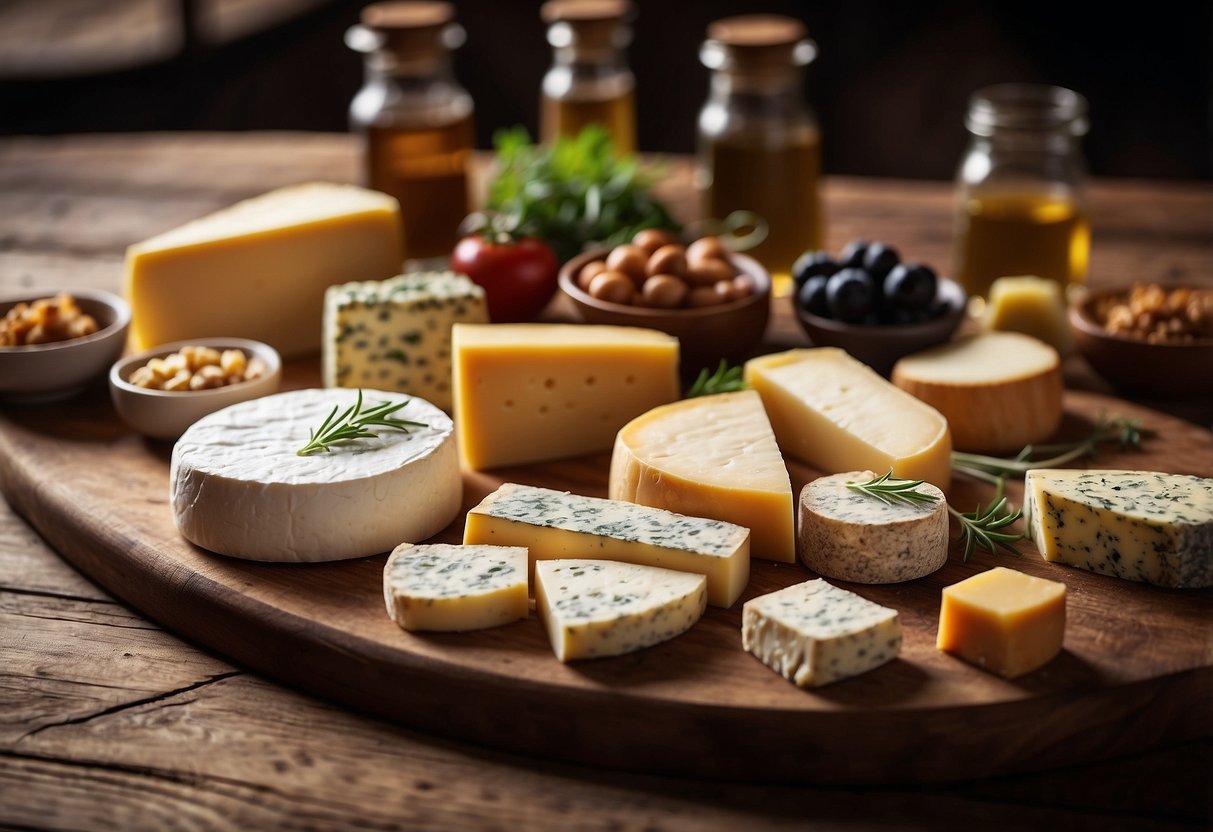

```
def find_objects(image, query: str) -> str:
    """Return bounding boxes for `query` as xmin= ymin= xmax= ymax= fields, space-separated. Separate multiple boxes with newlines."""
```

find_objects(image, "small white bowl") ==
xmin=0 ymin=289 xmax=132 ymax=403
xmin=109 ymin=337 xmax=282 ymax=440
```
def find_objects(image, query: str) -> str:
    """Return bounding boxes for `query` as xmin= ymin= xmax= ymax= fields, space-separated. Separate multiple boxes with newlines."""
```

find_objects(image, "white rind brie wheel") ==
xmin=170 ymin=388 xmax=461 ymax=562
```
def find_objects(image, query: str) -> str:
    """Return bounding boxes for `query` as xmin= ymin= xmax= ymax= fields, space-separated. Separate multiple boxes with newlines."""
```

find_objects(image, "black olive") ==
xmin=792 ymin=250 xmax=838 ymax=290
xmin=826 ymin=268 xmax=874 ymax=323
xmin=883 ymin=263 xmax=938 ymax=311
xmin=839 ymin=240 xmax=869 ymax=269
xmin=862 ymin=243 xmax=900 ymax=283
xmin=797 ymin=275 xmax=831 ymax=317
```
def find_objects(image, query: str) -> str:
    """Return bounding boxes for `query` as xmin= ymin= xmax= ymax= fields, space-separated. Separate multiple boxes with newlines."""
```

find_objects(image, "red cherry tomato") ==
xmin=450 ymin=236 xmax=559 ymax=323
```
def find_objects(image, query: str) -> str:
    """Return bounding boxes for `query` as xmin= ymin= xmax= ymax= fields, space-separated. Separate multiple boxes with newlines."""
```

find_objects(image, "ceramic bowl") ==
xmin=559 ymin=249 xmax=771 ymax=374
xmin=0 ymin=289 xmax=132 ymax=402
xmin=109 ymin=337 xmax=283 ymax=440
xmin=793 ymin=278 xmax=968 ymax=376
xmin=1069 ymin=284 xmax=1213 ymax=396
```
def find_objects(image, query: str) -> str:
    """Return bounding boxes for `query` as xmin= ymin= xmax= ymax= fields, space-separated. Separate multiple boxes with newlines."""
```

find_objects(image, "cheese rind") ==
xmin=452 ymin=323 xmax=680 ymax=469
xmin=937 ymin=566 xmax=1066 ymax=678
xmin=323 ymin=271 xmax=487 ymax=411
xmin=891 ymin=332 xmax=1062 ymax=454
xmin=534 ymin=559 xmax=707 ymax=661
xmin=798 ymin=471 xmax=948 ymax=583
xmin=383 ymin=543 xmax=528 ymax=632
xmin=125 ymin=184 xmax=403 ymax=357
xmin=742 ymin=579 xmax=901 ymax=687
xmin=1024 ymin=469 xmax=1213 ymax=588
xmin=609 ymin=390 xmax=794 ymax=563
xmin=170 ymin=388 xmax=460 ymax=562
xmin=463 ymin=483 xmax=750 ymax=607
xmin=743 ymin=348 xmax=952 ymax=489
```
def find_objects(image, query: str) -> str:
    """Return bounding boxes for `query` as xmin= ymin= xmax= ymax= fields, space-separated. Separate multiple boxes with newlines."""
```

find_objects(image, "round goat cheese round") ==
xmin=798 ymin=471 xmax=948 ymax=583
xmin=170 ymin=388 xmax=461 ymax=562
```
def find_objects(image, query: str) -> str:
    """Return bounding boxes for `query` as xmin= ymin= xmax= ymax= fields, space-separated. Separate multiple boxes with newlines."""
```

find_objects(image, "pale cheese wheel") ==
xmin=891 ymin=332 xmax=1062 ymax=453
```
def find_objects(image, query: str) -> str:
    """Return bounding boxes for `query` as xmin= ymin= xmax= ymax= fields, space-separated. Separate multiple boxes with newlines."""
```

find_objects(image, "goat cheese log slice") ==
xmin=742 ymin=579 xmax=901 ymax=688
xmin=535 ymin=560 xmax=707 ymax=661
xmin=798 ymin=471 xmax=948 ymax=583
xmin=171 ymin=388 xmax=461 ymax=562
xmin=464 ymin=483 xmax=750 ymax=607
xmin=1025 ymin=469 xmax=1213 ymax=588
xmin=610 ymin=390 xmax=795 ymax=563
xmin=384 ymin=543 xmax=528 ymax=632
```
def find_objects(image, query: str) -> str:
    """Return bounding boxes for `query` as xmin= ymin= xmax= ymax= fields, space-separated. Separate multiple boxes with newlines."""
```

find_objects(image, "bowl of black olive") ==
xmin=791 ymin=240 xmax=967 ymax=376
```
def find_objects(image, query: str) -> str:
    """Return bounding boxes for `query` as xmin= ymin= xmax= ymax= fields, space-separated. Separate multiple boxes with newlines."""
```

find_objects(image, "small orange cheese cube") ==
xmin=937 ymin=566 xmax=1066 ymax=678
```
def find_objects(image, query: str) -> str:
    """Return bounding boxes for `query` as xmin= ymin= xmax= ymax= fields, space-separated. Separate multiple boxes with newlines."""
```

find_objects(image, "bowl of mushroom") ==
xmin=558 ymin=230 xmax=771 ymax=373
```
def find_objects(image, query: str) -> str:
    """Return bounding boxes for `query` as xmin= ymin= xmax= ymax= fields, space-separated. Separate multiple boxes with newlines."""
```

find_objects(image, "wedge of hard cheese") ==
xmin=384 ymin=543 xmax=529 ymax=632
xmin=125 ymin=184 xmax=403 ymax=357
xmin=609 ymin=391 xmax=794 ymax=563
xmin=744 ymin=348 xmax=952 ymax=489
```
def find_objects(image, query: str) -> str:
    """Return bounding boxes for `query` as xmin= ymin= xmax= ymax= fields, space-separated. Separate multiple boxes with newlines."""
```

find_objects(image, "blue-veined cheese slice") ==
xmin=384 ymin=543 xmax=528 ymax=632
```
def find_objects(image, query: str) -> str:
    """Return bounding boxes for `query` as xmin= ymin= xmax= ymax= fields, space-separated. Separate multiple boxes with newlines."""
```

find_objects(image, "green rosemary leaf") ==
xmin=297 ymin=390 xmax=426 ymax=456
xmin=846 ymin=470 xmax=940 ymax=508
xmin=686 ymin=360 xmax=747 ymax=399
xmin=946 ymin=478 xmax=1027 ymax=561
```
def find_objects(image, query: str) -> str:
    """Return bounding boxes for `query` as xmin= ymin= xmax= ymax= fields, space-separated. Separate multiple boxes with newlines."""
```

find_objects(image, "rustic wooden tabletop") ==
xmin=1 ymin=133 xmax=1210 ymax=830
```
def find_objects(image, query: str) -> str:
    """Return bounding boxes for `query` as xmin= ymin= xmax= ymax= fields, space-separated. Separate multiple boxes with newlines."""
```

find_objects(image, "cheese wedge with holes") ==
xmin=535 ymin=560 xmax=707 ymax=661
xmin=463 ymin=483 xmax=750 ymax=607
xmin=744 ymin=348 xmax=952 ymax=489
xmin=609 ymin=391 xmax=794 ymax=563
xmin=384 ymin=543 xmax=528 ymax=632
xmin=452 ymin=323 xmax=680 ymax=469
xmin=125 ymin=183 xmax=403 ymax=357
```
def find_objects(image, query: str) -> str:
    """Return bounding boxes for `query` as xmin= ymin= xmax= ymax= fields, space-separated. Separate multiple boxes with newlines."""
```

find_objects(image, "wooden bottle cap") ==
xmin=705 ymin=15 xmax=812 ymax=73
xmin=360 ymin=2 xmax=456 ymax=57
xmin=541 ymin=0 xmax=633 ymax=51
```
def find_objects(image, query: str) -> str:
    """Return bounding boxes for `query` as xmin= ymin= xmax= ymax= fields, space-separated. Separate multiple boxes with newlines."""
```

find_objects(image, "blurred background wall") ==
xmin=1 ymin=0 xmax=1209 ymax=180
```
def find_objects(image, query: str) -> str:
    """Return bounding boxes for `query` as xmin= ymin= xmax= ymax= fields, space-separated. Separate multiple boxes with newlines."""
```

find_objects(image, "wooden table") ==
xmin=1 ymin=133 xmax=1211 ymax=830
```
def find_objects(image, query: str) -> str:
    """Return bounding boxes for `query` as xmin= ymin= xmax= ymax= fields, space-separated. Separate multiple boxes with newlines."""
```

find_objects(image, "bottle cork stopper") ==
xmin=705 ymin=15 xmax=809 ymax=73
xmin=542 ymin=0 xmax=632 ymax=50
xmin=361 ymin=1 xmax=455 ymax=57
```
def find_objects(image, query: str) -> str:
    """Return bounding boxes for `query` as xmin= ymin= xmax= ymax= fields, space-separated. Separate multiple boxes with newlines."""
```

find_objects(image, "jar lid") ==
xmin=542 ymin=0 xmax=633 ymax=51
xmin=702 ymin=15 xmax=816 ymax=72
xmin=352 ymin=1 xmax=463 ymax=56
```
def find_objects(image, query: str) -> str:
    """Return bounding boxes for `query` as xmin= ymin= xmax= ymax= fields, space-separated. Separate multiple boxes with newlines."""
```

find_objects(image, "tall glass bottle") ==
xmin=954 ymin=84 xmax=1090 ymax=297
xmin=540 ymin=0 xmax=635 ymax=154
xmin=697 ymin=15 xmax=821 ymax=293
xmin=347 ymin=1 xmax=474 ymax=262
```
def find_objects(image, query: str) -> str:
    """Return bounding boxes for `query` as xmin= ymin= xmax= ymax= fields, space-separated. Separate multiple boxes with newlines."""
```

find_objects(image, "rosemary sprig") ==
xmin=846 ymin=470 xmax=939 ymax=507
xmin=686 ymin=360 xmax=747 ymax=399
xmin=296 ymin=390 xmax=425 ymax=456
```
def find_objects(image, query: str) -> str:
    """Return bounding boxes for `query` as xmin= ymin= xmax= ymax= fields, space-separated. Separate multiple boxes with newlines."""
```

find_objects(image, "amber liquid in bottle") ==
xmin=955 ymin=189 xmax=1089 ymax=297
xmin=366 ymin=113 xmax=474 ymax=261
xmin=703 ymin=129 xmax=822 ymax=292
xmin=541 ymin=90 xmax=636 ymax=154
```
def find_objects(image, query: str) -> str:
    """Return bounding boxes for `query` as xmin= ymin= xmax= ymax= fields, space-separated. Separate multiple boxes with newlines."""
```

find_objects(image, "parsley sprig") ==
xmin=296 ymin=390 xmax=425 ymax=456
xmin=686 ymin=360 xmax=747 ymax=399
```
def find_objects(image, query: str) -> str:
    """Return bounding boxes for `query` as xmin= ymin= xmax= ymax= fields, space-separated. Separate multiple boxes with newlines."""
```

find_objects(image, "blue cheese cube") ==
xmin=384 ymin=543 xmax=528 ymax=632
xmin=323 ymin=271 xmax=487 ymax=410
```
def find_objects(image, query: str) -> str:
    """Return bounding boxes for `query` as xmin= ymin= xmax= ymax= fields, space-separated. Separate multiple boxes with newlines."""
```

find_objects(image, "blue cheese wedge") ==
xmin=742 ymin=579 xmax=902 ymax=688
xmin=798 ymin=471 xmax=948 ymax=583
xmin=534 ymin=560 xmax=707 ymax=661
xmin=323 ymin=271 xmax=487 ymax=411
xmin=384 ymin=543 xmax=528 ymax=632
xmin=1025 ymin=469 xmax=1213 ymax=588
xmin=463 ymin=483 xmax=750 ymax=607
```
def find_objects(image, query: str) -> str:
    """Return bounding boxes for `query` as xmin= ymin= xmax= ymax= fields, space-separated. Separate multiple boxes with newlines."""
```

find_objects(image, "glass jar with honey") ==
xmin=347 ymin=1 xmax=474 ymax=262
xmin=697 ymin=15 xmax=821 ymax=293
xmin=540 ymin=0 xmax=636 ymax=154
xmin=954 ymin=84 xmax=1090 ymax=297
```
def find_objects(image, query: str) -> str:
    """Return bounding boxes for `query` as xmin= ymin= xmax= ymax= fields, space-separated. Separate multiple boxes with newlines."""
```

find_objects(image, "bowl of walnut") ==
xmin=558 ymin=231 xmax=771 ymax=374
xmin=109 ymin=338 xmax=282 ymax=439
xmin=0 ymin=289 xmax=131 ymax=402
xmin=1069 ymin=282 xmax=1213 ymax=396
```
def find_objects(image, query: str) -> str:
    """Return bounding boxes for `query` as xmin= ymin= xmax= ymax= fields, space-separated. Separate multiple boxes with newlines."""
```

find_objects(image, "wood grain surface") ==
xmin=2 ymin=133 xmax=1211 ymax=829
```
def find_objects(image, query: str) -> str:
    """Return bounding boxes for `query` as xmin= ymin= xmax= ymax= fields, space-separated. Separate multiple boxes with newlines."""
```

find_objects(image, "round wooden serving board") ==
xmin=1 ymin=367 xmax=1210 ymax=784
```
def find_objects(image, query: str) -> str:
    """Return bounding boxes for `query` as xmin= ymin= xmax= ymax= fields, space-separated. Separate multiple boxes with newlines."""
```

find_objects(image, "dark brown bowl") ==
xmin=559 ymin=248 xmax=771 ymax=375
xmin=792 ymin=278 xmax=967 ymax=376
xmin=1069 ymin=284 xmax=1213 ymax=397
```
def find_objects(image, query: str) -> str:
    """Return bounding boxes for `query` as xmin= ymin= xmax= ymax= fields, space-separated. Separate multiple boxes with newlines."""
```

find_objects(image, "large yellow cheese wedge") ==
xmin=609 ymin=391 xmax=794 ymax=563
xmin=743 ymin=348 xmax=952 ymax=490
xmin=452 ymin=323 xmax=680 ymax=469
xmin=125 ymin=183 xmax=403 ymax=357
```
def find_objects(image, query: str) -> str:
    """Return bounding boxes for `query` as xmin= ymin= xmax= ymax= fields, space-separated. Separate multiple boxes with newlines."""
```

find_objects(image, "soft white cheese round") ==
xmin=170 ymin=388 xmax=461 ymax=562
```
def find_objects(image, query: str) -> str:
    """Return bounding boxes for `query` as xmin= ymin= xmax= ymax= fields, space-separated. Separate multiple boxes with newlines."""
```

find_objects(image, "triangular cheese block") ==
xmin=609 ymin=390 xmax=795 ymax=562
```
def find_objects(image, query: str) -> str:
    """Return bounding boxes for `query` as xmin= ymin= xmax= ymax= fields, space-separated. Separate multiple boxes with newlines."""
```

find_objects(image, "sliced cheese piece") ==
xmin=323 ymin=271 xmax=487 ymax=411
xmin=742 ymin=579 xmax=901 ymax=688
xmin=798 ymin=471 xmax=948 ymax=583
xmin=609 ymin=390 xmax=794 ymax=563
xmin=1025 ymin=469 xmax=1213 ymax=588
xmin=891 ymin=332 xmax=1062 ymax=454
xmin=125 ymin=184 xmax=403 ymax=357
xmin=984 ymin=275 xmax=1074 ymax=355
xmin=743 ymin=348 xmax=952 ymax=489
xmin=937 ymin=566 xmax=1066 ymax=678
xmin=534 ymin=559 xmax=707 ymax=661
xmin=383 ymin=543 xmax=528 ymax=632
xmin=171 ymin=388 xmax=460 ymax=562
xmin=463 ymin=483 xmax=750 ymax=607
xmin=451 ymin=323 xmax=680 ymax=469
